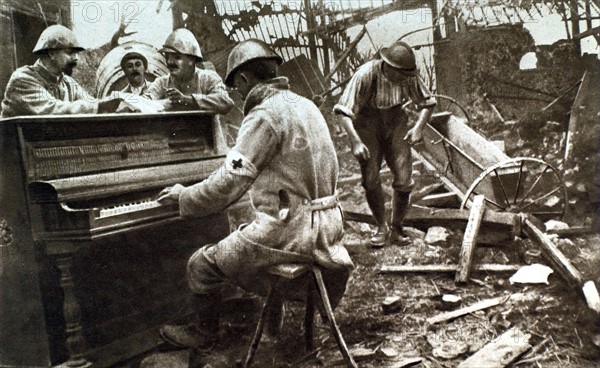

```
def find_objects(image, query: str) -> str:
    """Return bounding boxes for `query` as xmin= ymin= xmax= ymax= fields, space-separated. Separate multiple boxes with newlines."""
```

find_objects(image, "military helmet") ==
xmin=225 ymin=39 xmax=283 ymax=87
xmin=379 ymin=41 xmax=417 ymax=75
xmin=33 ymin=24 xmax=84 ymax=55
xmin=159 ymin=28 xmax=203 ymax=60
xmin=121 ymin=51 xmax=148 ymax=70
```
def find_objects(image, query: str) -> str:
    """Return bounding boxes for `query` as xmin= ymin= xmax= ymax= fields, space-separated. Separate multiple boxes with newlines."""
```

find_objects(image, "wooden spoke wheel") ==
xmin=432 ymin=94 xmax=471 ymax=124
xmin=460 ymin=157 xmax=567 ymax=220
xmin=404 ymin=94 xmax=471 ymax=124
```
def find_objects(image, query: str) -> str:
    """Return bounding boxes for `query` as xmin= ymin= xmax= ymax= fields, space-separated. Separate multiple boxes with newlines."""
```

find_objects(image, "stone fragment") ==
xmin=425 ymin=226 xmax=450 ymax=246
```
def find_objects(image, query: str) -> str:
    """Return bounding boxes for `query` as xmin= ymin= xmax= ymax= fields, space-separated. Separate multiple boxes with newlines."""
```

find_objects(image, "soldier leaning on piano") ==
xmin=156 ymin=39 xmax=354 ymax=366
xmin=0 ymin=25 xmax=132 ymax=118
xmin=143 ymin=28 xmax=235 ymax=113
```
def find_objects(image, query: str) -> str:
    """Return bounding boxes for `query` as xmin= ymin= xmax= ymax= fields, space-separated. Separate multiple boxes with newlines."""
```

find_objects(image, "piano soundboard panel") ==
xmin=25 ymin=134 xmax=213 ymax=180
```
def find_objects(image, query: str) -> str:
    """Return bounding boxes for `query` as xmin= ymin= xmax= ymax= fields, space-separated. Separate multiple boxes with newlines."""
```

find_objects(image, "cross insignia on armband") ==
xmin=231 ymin=158 xmax=243 ymax=169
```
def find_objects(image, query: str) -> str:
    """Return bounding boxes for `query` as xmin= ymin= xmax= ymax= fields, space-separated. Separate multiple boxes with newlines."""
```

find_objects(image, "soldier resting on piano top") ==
xmin=143 ymin=28 xmax=234 ymax=114
xmin=156 ymin=39 xmax=354 ymax=365
xmin=1 ymin=25 xmax=136 ymax=118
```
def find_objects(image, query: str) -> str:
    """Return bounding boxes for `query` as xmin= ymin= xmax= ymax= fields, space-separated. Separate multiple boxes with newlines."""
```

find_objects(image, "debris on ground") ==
xmin=458 ymin=327 xmax=531 ymax=368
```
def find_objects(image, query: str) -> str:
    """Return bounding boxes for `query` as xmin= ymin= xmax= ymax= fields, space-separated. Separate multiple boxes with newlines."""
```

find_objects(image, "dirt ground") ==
xmin=134 ymin=136 xmax=600 ymax=367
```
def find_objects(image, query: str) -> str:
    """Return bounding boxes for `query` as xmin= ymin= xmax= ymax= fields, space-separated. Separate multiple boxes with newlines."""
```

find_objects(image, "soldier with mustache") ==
xmin=1 ymin=25 xmax=127 ymax=118
xmin=144 ymin=28 xmax=234 ymax=113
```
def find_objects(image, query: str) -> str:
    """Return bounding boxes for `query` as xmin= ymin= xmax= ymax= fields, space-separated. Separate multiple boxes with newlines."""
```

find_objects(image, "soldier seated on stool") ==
xmin=156 ymin=39 xmax=354 ymax=363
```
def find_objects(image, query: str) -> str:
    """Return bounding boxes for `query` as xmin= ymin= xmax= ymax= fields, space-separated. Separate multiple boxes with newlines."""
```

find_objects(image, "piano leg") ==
xmin=53 ymin=253 xmax=92 ymax=368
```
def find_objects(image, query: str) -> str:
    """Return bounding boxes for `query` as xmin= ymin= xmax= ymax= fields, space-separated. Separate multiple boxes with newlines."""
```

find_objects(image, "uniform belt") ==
xmin=300 ymin=195 xmax=339 ymax=211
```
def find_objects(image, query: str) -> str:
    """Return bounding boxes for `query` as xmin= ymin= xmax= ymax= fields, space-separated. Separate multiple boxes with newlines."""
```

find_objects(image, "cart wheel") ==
xmin=460 ymin=157 xmax=567 ymax=220
xmin=433 ymin=94 xmax=471 ymax=125
xmin=403 ymin=94 xmax=471 ymax=124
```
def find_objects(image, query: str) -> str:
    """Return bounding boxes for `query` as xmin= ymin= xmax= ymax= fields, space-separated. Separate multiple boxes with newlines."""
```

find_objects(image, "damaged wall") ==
xmin=434 ymin=24 xmax=584 ymax=122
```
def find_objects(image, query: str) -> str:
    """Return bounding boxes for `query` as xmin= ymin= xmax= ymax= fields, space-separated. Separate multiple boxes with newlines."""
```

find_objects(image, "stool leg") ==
xmin=243 ymin=285 xmax=276 ymax=368
xmin=313 ymin=268 xmax=358 ymax=368
xmin=304 ymin=279 xmax=315 ymax=351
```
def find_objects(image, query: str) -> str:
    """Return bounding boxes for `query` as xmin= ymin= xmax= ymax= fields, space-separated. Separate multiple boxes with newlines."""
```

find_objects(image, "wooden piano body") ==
xmin=0 ymin=112 xmax=231 ymax=367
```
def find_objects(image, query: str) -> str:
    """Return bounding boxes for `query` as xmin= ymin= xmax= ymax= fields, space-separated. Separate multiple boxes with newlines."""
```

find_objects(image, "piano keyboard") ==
xmin=98 ymin=199 xmax=164 ymax=218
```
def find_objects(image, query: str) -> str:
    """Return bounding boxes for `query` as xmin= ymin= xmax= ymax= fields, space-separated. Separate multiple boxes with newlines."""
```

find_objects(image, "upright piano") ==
xmin=0 ymin=112 xmax=231 ymax=367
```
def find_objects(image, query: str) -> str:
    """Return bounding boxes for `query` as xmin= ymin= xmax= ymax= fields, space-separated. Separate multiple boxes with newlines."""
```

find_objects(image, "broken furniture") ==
xmin=418 ymin=113 xmax=567 ymax=220
xmin=242 ymin=264 xmax=358 ymax=368
xmin=345 ymin=111 xmax=599 ymax=313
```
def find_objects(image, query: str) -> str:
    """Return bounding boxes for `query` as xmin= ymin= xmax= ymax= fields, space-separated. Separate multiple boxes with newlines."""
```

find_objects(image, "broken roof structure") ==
xmin=164 ymin=0 xmax=598 ymax=95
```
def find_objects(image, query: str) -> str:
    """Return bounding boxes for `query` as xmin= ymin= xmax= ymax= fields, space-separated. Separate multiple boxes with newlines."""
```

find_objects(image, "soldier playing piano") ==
xmin=144 ymin=28 xmax=234 ymax=114
xmin=1 ymin=25 xmax=130 ymax=118
xmin=156 ymin=39 xmax=354 ymax=365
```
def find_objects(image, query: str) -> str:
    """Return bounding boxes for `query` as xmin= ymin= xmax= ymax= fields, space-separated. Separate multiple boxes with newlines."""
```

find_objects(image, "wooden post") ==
xmin=322 ymin=27 xmax=367 ymax=84
xmin=304 ymin=0 xmax=319 ymax=63
xmin=456 ymin=195 xmax=486 ymax=283
xmin=570 ymin=0 xmax=582 ymax=55
xmin=564 ymin=71 xmax=587 ymax=166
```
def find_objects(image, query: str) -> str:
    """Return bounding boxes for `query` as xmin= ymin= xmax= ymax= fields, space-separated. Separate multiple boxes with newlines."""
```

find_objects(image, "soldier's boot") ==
xmin=365 ymin=186 xmax=390 ymax=248
xmin=160 ymin=293 xmax=220 ymax=350
xmin=391 ymin=191 xmax=412 ymax=246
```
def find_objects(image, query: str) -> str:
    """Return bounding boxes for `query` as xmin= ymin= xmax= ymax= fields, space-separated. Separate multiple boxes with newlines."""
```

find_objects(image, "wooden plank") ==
xmin=426 ymin=295 xmax=510 ymax=325
xmin=523 ymin=219 xmax=600 ymax=313
xmin=458 ymin=327 xmax=531 ymax=368
xmin=418 ymin=192 xmax=460 ymax=208
xmin=563 ymin=71 xmax=587 ymax=165
xmin=411 ymin=182 xmax=446 ymax=204
xmin=343 ymin=206 xmax=519 ymax=245
xmin=547 ymin=226 xmax=595 ymax=236
xmin=412 ymin=148 xmax=467 ymax=203
xmin=522 ymin=219 xmax=583 ymax=287
xmin=456 ymin=195 xmax=486 ymax=283
xmin=380 ymin=264 xmax=520 ymax=273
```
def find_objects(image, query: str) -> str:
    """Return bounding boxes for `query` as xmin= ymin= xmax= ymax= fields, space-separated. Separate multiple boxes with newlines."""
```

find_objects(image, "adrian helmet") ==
xmin=225 ymin=39 xmax=283 ymax=87
xmin=120 ymin=51 xmax=148 ymax=70
xmin=379 ymin=41 xmax=417 ymax=75
xmin=159 ymin=28 xmax=203 ymax=60
xmin=32 ymin=24 xmax=84 ymax=55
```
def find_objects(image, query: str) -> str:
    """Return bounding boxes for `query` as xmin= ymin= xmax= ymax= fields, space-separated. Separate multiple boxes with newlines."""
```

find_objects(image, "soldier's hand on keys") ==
xmin=157 ymin=184 xmax=185 ymax=204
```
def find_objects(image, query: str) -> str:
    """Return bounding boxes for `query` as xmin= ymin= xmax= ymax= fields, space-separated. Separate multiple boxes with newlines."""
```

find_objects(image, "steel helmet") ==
xmin=225 ymin=39 xmax=283 ymax=87
xmin=120 ymin=51 xmax=148 ymax=70
xmin=379 ymin=41 xmax=417 ymax=75
xmin=32 ymin=24 xmax=84 ymax=55
xmin=159 ymin=28 xmax=203 ymax=60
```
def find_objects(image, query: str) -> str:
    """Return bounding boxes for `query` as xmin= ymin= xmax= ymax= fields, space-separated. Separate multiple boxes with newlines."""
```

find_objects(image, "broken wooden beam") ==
xmin=418 ymin=192 xmax=460 ymax=208
xmin=456 ymin=195 xmax=486 ymax=283
xmin=380 ymin=264 xmax=520 ymax=274
xmin=458 ymin=327 xmax=531 ymax=368
xmin=343 ymin=206 xmax=519 ymax=245
xmin=547 ymin=226 xmax=595 ymax=237
xmin=522 ymin=218 xmax=600 ymax=313
xmin=322 ymin=26 xmax=366 ymax=83
xmin=426 ymin=294 xmax=513 ymax=325
xmin=411 ymin=182 xmax=445 ymax=204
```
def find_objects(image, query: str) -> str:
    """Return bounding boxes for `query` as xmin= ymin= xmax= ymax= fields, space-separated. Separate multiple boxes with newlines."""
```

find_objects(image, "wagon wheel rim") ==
xmin=403 ymin=94 xmax=471 ymax=125
xmin=460 ymin=157 xmax=567 ymax=220
xmin=433 ymin=94 xmax=472 ymax=125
